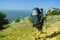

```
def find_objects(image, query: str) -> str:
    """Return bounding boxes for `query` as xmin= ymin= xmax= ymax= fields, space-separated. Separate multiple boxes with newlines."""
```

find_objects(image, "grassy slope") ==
xmin=0 ymin=17 xmax=37 ymax=40
xmin=0 ymin=15 xmax=60 ymax=40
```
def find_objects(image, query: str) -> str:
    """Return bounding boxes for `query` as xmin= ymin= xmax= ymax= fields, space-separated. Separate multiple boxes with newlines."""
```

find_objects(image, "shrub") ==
xmin=15 ymin=19 xmax=20 ymax=23
xmin=47 ymin=9 xmax=60 ymax=16
xmin=0 ymin=12 xmax=9 ymax=29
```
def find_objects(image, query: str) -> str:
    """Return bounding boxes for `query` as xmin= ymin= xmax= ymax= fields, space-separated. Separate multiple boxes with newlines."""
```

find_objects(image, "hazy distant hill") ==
xmin=47 ymin=7 xmax=60 ymax=16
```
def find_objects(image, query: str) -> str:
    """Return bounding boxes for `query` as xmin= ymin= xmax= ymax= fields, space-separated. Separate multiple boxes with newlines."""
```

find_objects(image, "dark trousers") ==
xmin=37 ymin=19 xmax=44 ymax=30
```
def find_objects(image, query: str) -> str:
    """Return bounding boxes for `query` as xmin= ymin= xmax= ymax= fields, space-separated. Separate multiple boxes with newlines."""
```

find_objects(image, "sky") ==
xmin=0 ymin=0 xmax=60 ymax=10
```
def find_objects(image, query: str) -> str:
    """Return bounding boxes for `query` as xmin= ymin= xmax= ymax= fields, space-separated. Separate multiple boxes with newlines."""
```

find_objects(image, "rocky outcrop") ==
xmin=47 ymin=7 xmax=60 ymax=15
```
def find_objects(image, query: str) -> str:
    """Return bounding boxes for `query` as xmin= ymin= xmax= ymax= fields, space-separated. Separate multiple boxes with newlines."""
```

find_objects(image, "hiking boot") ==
xmin=38 ymin=37 xmax=41 ymax=39
xmin=35 ymin=38 xmax=37 ymax=40
xmin=33 ymin=24 xmax=35 ymax=27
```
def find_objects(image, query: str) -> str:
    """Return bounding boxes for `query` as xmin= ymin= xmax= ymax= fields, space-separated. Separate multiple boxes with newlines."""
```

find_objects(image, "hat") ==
xmin=33 ymin=7 xmax=39 ymax=10
xmin=40 ymin=8 xmax=43 ymax=11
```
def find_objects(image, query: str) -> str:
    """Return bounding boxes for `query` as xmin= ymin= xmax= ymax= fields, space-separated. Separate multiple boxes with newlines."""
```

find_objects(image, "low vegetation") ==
xmin=47 ymin=8 xmax=60 ymax=16
xmin=0 ymin=8 xmax=60 ymax=40
xmin=15 ymin=19 xmax=20 ymax=23
xmin=0 ymin=15 xmax=60 ymax=40
xmin=0 ymin=12 xmax=9 ymax=29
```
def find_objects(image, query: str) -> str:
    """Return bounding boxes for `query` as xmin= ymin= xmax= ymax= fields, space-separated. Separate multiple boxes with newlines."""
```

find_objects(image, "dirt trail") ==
xmin=47 ymin=21 xmax=60 ymax=36
xmin=40 ymin=21 xmax=60 ymax=38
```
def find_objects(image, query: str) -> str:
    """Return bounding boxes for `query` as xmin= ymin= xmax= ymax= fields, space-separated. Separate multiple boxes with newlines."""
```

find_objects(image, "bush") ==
xmin=0 ymin=12 xmax=9 ymax=29
xmin=47 ymin=9 xmax=60 ymax=16
xmin=15 ymin=19 xmax=20 ymax=23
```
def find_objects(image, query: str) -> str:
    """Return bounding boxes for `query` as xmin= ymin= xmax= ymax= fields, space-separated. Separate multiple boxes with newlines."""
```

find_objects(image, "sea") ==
xmin=0 ymin=10 xmax=31 ymax=23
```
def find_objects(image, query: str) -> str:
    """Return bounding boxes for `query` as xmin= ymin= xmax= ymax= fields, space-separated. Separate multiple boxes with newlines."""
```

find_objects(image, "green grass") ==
xmin=0 ymin=15 xmax=60 ymax=40
xmin=0 ymin=17 xmax=37 ymax=40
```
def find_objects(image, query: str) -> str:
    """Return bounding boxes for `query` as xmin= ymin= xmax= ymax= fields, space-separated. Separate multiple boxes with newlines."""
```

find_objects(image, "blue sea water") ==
xmin=0 ymin=10 xmax=31 ymax=22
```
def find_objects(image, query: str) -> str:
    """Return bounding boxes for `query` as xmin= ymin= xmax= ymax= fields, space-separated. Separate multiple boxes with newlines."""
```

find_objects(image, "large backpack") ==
xmin=32 ymin=7 xmax=39 ymax=27
xmin=37 ymin=11 xmax=44 ymax=27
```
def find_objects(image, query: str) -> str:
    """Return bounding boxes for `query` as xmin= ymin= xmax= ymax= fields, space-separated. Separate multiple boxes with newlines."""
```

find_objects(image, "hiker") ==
xmin=32 ymin=8 xmax=44 ymax=40
xmin=32 ymin=7 xmax=40 ymax=27
xmin=36 ymin=8 xmax=44 ymax=39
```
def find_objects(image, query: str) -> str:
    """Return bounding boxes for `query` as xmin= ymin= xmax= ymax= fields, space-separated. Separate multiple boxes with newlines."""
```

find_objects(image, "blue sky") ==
xmin=0 ymin=0 xmax=60 ymax=10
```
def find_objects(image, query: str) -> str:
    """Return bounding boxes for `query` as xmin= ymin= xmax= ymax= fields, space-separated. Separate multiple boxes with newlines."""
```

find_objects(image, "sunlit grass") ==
xmin=0 ymin=15 xmax=60 ymax=40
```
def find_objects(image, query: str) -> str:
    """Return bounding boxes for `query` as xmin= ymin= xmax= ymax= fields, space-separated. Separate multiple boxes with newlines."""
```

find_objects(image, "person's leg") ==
xmin=35 ymin=29 xmax=41 ymax=40
xmin=38 ymin=29 xmax=42 ymax=39
xmin=36 ymin=27 xmax=42 ymax=39
xmin=37 ymin=20 xmax=44 ymax=39
xmin=35 ymin=19 xmax=44 ymax=39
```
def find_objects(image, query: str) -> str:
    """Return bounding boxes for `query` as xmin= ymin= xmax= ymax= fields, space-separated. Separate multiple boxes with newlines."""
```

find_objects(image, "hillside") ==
xmin=47 ymin=7 xmax=60 ymax=16
xmin=0 ymin=17 xmax=37 ymax=40
xmin=0 ymin=15 xmax=60 ymax=40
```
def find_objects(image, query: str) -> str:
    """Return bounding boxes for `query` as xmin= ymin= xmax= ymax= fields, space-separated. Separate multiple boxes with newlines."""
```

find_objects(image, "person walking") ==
xmin=32 ymin=8 xmax=44 ymax=40
xmin=36 ymin=8 xmax=44 ymax=39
